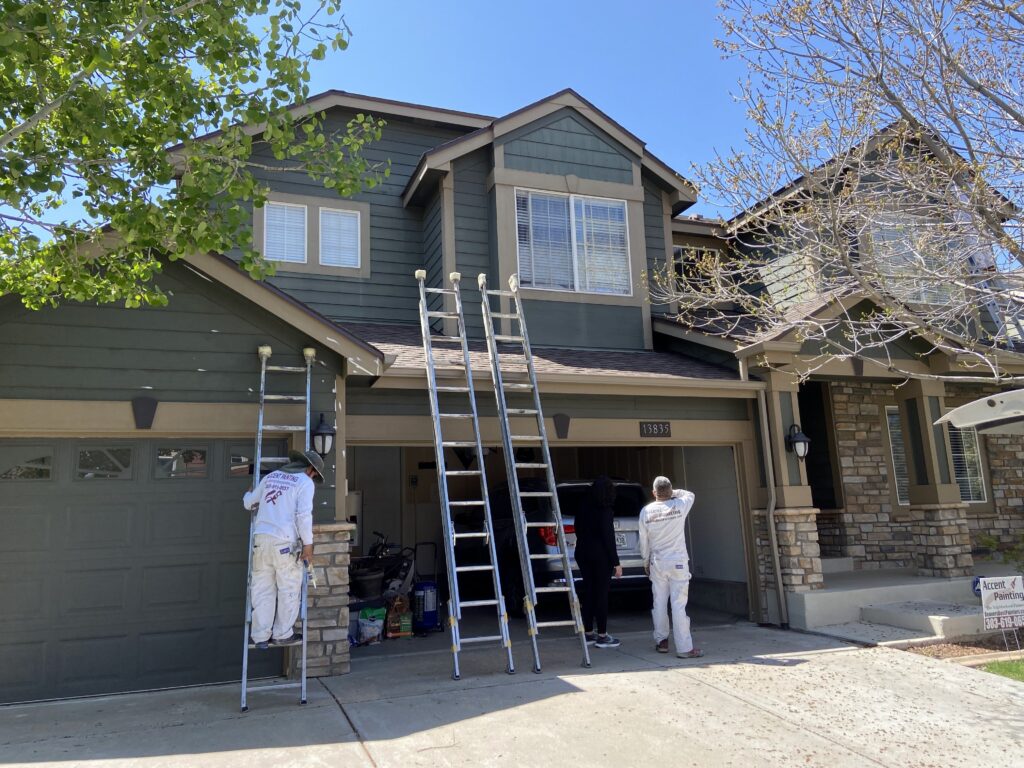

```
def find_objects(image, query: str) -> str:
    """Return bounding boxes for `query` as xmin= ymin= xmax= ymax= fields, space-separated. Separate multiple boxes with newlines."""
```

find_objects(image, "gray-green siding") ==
xmin=499 ymin=108 xmax=635 ymax=184
xmin=643 ymin=175 xmax=671 ymax=314
xmin=422 ymin=185 xmax=444 ymax=315
xmin=251 ymin=110 xmax=470 ymax=324
xmin=520 ymin=300 xmax=646 ymax=349
xmin=453 ymin=149 xmax=493 ymax=336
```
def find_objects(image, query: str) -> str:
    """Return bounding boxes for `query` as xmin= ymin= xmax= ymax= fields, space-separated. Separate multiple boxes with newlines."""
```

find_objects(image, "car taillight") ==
xmin=538 ymin=524 xmax=574 ymax=546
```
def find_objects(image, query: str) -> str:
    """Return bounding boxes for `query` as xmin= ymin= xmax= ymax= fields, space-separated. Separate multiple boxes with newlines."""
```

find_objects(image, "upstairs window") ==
xmin=264 ymin=202 xmax=306 ymax=264
xmin=319 ymin=208 xmax=361 ymax=268
xmin=516 ymin=189 xmax=630 ymax=296
xmin=864 ymin=214 xmax=954 ymax=305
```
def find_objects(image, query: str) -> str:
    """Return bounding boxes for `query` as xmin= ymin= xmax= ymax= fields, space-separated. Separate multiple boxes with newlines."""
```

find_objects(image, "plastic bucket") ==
xmin=351 ymin=567 xmax=385 ymax=599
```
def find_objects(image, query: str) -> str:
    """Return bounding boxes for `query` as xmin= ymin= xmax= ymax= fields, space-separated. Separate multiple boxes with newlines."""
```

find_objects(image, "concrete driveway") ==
xmin=3 ymin=623 xmax=1023 ymax=768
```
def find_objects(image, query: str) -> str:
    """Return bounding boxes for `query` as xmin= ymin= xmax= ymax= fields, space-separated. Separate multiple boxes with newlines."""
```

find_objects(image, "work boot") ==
xmin=272 ymin=633 xmax=303 ymax=646
xmin=656 ymin=639 xmax=669 ymax=653
xmin=251 ymin=639 xmax=270 ymax=650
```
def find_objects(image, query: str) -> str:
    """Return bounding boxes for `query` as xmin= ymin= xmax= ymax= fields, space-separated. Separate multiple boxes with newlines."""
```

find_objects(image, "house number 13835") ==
xmin=639 ymin=421 xmax=671 ymax=438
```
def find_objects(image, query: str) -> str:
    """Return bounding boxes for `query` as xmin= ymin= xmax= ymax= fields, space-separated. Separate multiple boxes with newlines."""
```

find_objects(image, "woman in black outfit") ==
xmin=574 ymin=476 xmax=622 ymax=648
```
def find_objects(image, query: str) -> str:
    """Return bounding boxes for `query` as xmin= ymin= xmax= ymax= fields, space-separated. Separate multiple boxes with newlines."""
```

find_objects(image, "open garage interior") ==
xmin=345 ymin=441 xmax=753 ymax=662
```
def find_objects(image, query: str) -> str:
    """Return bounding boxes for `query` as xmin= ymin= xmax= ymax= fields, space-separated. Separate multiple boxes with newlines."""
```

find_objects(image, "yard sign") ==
xmin=979 ymin=576 xmax=1024 ymax=631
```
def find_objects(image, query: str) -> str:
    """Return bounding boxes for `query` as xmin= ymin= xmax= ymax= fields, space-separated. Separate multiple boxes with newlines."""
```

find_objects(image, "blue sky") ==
xmin=303 ymin=1 xmax=750 ymax=216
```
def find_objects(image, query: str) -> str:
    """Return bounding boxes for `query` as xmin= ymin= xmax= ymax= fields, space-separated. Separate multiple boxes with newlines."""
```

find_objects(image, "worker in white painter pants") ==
xmin=242 ymin=449 xmax=324 ymax=649
xmin=639 ymin=475 xmax=704 ymax=659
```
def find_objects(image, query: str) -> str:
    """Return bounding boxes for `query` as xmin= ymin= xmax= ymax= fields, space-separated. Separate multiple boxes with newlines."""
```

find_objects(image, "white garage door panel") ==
xmin=0 ymin=439 xmax=284 ymax=704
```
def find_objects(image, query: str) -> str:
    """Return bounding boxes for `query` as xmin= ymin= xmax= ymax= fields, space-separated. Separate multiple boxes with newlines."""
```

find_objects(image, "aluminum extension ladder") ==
xmin=240 ymin=344 xmax=314 ymax=711
xmin=478 ymin=273 xmax=591 ymax=673
xmin=415 ymin=269 xmax=516 ymax=680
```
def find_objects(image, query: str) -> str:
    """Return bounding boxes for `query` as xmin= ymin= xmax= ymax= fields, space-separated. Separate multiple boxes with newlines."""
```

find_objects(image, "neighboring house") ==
xmin=2 ymin=89 xmax=1018 ymax=704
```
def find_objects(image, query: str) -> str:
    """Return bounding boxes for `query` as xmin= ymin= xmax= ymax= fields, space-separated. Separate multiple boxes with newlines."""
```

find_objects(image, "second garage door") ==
xmin=0 ymin=439 xmax=285 ymax=703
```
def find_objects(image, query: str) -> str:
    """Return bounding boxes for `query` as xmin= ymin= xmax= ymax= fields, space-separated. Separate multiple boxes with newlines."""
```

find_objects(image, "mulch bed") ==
xmin=906 ymin=634 xmax=1022 ymax=659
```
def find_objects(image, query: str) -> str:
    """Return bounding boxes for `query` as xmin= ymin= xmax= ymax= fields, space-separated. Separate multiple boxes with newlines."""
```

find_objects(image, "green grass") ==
xmin=983 ymin=660 xmax=1024 ymax=682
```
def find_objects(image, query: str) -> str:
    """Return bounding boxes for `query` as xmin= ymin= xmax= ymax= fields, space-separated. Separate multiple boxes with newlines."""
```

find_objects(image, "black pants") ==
xmin=576 ymin=549 xmax=612 ymax=635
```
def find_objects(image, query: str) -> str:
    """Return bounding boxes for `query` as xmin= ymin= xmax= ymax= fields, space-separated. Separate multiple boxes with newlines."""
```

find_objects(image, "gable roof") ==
xmin=181 ymin=251 xmax=386 ymax=376
xmin=401 ymin=89 xmax=698 ymax=213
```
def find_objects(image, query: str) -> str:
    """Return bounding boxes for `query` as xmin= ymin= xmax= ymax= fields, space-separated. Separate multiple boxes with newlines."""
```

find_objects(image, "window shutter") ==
xmin=320 ymin=208 xmax=360 ymax=268
xmin=948 ymin=424 xmax=986 ymax=502
xmin=885 ymin=406 xmax=911 ymax=505
xmin=264 ymin=203 xmax=306 ymax=263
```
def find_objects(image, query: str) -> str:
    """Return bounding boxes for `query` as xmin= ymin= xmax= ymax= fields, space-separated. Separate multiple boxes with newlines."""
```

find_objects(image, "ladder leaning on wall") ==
xmin=239 ymin=345 xmax=314 ymax=712
xmin=478 ymin=273 xmax=591 ymax=673
xmin=414 ymin=269 xmax=515 ymax=680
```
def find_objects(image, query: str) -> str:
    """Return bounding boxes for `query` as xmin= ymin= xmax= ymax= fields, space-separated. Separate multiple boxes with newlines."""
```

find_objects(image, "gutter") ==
xmin=756 ymin=389 xmax=790 ymax=629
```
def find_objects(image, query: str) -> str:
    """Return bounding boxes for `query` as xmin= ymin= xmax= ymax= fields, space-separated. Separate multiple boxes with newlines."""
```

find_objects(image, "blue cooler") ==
xmin=413 ymin=580 xmax=440 ymax=632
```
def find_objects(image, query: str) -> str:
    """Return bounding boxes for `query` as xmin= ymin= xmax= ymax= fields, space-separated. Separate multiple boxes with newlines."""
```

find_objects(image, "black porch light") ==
xmin=312 ymin=413 xmax=336 ymax=458
xmin=785 ymin=424 xmax=811 ymax=460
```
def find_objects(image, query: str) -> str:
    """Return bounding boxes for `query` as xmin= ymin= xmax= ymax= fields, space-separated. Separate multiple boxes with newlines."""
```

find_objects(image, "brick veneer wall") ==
xmin=288 ymin=522 xmax=352 ymax=678
xmin=828 ymin=381 xmax=914 ymax=568
xmin=945 ymin=384 xmax=1024 ymax=550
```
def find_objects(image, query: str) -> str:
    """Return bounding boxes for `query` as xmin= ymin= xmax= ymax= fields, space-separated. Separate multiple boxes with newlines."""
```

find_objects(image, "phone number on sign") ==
xmin=984 ymin=614 xmax=1024 ymax=630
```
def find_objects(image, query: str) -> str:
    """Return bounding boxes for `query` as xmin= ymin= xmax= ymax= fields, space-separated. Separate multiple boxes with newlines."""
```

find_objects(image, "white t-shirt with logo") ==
xmin=639 ymin=489 xmax=695 ymax=576
xmin=243 ymin=469 xmax=315 ymax=545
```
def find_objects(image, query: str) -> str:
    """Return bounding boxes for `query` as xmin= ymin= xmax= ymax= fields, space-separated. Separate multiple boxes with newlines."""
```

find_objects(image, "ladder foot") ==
xmin=299 ymin=699 xmax=307 ymax=705
xmin=452 ymin=673 xmax=461 ymax=681
xmin=583 ymin=661 xmax=592 ymax=668
xmin=241 ymin=706 xmax=248 ymax=713
xmin=506 ymin=665 xmax=516 ymax=675
xmin=533 ymin=665 xmax=542 ymax=674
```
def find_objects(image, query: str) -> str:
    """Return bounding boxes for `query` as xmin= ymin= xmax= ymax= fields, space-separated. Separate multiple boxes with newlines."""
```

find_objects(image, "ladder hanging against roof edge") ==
xmin=478 ymin=273 xmax=591 ymax=673
xmin=415 ymin=269 xmax=516 ymax=680
xmin=240 ymin=345 xmax=314 ymax=712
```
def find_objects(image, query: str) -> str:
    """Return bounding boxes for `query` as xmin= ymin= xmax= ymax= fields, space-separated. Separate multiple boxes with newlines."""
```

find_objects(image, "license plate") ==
xmin=614 ymin=532 xmax=627 ymax=548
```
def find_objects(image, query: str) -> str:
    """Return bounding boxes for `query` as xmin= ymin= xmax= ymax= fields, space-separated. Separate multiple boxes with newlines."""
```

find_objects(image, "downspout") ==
xmin=756 ymin=389 xmax=790 ymax=629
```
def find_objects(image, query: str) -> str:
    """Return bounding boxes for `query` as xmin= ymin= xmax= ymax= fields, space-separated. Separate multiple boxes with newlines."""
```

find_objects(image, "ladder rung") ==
xmin=263 ymin=394 xmax=307 ymax=402
xmin=429 ymin=335 xmax=462 ymax=344
xmin=442 ymin=441 xmax=477 ymax=447
xmin=494 ymin=335 xmax=524 ymax=344
xmin=424 ymin=287 xmax=455 ymax=295
xmin=507 ymin=409 xmax=538 ymax=416
xmin=247 ymin=681 xmax=303 ymax=691
xmin=485 ymin=289 xmax=515 ymax=298
xmin=262 ymin=425 xmax=305 ymax=432
xmin=455 ymin=565 xmax=494 ymax=572
xmin=439 ymin=413 xmax=474 ymax=419
xmin=428 ymin=311 xmax=459 ymax=318
xmin=449 ymin=500 xmax=485 ymax=507
xmin=490 ymin=312 xmax=520 ymax=320
xmin=266 ymin=365 xmax=306 ymax=373
xmin=525 ymin=521 xmax=555 ymax=528
xmin=454 ymin=532 xmax=489 ymax=539
xmin=516 ymin=463 xmax=549 ymax=470
xmin=519 ymin=491 xmax=552 ymax=497
xmin=260 ymin=457 xmax=290 ymax=464
xmin=437 ymin=386 xmax=470 ymax=393
xmin=461 ymin=635 xmax=503 ymax=644
xmin=460 ymin=599 xmax=498 ymax=608
xmin=446 ymin=470 xmax=482 ymax=476
xmin=503 ymin=383 xmax=533 ymax=390
xmin=536 ymin=620 xmax=578 ymax=628
xmin=510 ymin=435 xmax=543 ymax=442
xmin=530 ymin=553 xmax=564 ymax=559
xmin=535 ymin=586 xmax=570 ymax=593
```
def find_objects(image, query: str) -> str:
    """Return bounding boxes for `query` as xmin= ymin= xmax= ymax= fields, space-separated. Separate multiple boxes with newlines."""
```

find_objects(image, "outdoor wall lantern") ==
xmin=312 ymin=414 xmax=336 ymax=458
xmin=785 ymin=424 xmax=811 ymax=460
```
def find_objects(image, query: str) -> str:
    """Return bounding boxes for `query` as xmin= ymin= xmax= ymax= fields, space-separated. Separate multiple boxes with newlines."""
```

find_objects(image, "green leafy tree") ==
xmin=0 ymin=0 xmax=387 ymax=308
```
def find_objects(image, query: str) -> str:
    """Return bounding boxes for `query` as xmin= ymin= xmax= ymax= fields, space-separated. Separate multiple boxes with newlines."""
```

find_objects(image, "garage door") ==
xmin=0 ymin=439 xmax=285 ymax=703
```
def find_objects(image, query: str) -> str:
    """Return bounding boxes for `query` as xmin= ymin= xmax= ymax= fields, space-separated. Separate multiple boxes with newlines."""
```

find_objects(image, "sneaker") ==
xmin=251 ymin=639 xmax=270 ymax=650
xmin=584 ymin=632 xmax=598 ymax=645
xmin=594 ymin=634 xmax=620 ymax=648
xmin=656 ymin=639 xmax=669 ymax=653
xmin=677 ymin=648 xmax=704 ymax=659
xmin=272 ymin=633 xmax=303 ymax=646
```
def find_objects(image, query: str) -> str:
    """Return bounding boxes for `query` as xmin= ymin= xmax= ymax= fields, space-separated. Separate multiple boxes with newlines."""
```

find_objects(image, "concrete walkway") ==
xmin=3 ymin=624 xmax=1023 ymax=768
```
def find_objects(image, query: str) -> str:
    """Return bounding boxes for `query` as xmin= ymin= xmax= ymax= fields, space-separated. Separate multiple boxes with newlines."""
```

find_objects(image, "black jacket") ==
xmin=574 ymin=503 xmax=620 ymax=567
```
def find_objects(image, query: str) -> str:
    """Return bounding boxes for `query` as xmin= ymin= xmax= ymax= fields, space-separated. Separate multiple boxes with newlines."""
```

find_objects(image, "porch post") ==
xmin=894 ymin=379 xmax=973 ymax=577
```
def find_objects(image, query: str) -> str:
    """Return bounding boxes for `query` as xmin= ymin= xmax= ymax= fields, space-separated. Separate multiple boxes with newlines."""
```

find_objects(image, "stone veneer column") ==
xmin=754 ymin=507 xmax=824 ymax=593
xmin=288 ymin=522 xmax=352 ymax=678
xmin=894 ymin=379 xmax=973 ymax=577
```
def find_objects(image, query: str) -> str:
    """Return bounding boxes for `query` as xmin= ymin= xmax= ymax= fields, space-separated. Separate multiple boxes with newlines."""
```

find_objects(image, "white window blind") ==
xmin=866 ymin=214 xmax=953 ymax=305
xmin=263 ymin=202 xmax=306 ymax=263
xmin=948 ymin=423 xmax=986 ymax=503
xmin=320 ymin=208 xmax=360 ymax=268
xmin=886 ymin=405 xmax=986 ymax=505
xmin=885 ymin=406 xmax=911 ymax=506
xmin=516 ymin=189 xmax=629 ymax=295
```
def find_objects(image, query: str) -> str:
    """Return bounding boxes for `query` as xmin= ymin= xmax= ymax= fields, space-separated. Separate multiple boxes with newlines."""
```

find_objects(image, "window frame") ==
xmin=262 ymin=200 xmax=308 ymax=265
xmin=318 ymin=206 xmax=362 ymax=269
xmin=514 ymin=186 xmax=633 ymax=298
xmin=154 ymin=444 xmax=211 ymax=481
xmin=0 ymin=444 xmax=56 ymax=482
xmin=862 ymin=212 xmax=957 ymax=307
xmin=74 ymin=444 xmax=136 ymax=482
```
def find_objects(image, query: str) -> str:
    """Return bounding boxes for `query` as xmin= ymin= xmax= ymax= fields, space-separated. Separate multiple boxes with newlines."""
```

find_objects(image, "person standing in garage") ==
xmin=639 ymin=476 xmax=703 ymax=659
xmin=574 ymin=476 xmax=623 ymax=648
xmin=242 ymin=449 xmax=324 ymax=649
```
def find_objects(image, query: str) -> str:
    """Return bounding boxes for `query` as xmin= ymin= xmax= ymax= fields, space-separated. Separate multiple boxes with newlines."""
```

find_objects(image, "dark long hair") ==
xmin=590 ymin=475 xmax=617 ymax=509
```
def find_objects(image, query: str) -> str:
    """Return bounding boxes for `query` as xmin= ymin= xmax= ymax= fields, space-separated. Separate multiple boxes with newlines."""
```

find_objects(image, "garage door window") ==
xmin=155 ymin=447 xmax=209 ymax=479
xmin=76 ymin=447 xmax=133 ymax=480
xmin=228 ymin=442 xmax=288 ymax=478
xmin=0 ymin=446 xmax=53 ymax=480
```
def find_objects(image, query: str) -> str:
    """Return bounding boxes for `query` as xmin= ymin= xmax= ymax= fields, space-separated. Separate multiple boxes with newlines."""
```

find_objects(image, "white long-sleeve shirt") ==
xmin=639 ymin=489 xmax=695 ymax=574
xmin=243 ymin=469 xmax=314 ymax=545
